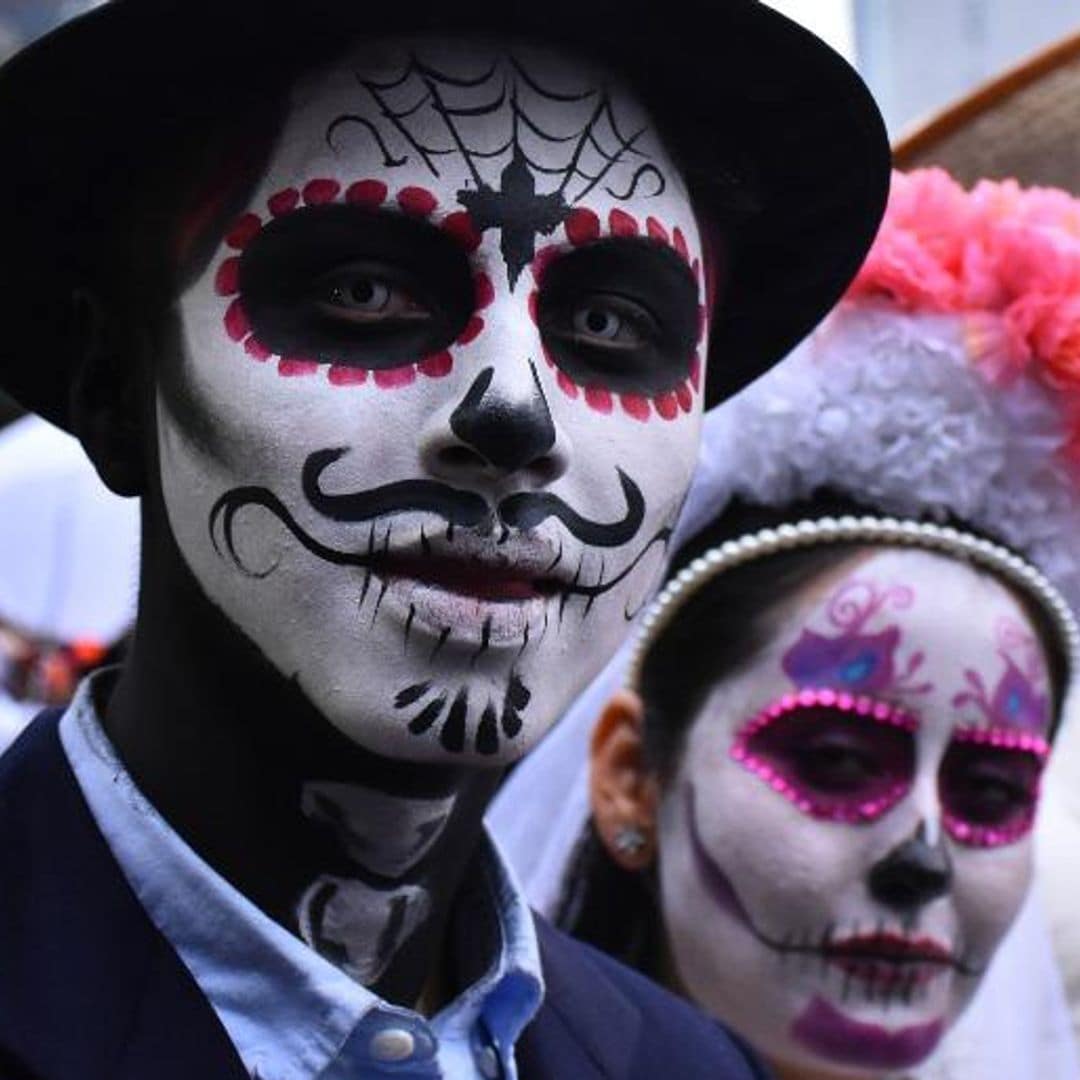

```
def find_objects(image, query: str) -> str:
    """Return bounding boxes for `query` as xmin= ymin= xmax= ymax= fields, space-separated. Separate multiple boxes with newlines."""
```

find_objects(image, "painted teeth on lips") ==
xmin=374 ymin=533 xmax=570 ymax=602
xmin=823 ymin=932 xmax=954 ymax=974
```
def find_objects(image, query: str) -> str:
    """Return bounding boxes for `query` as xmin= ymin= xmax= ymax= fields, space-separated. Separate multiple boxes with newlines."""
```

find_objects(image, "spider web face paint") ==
xmin=653 ymin=549 xmax=1052 ymax=1075
xmin=158 ymin=36 xmax=703 ymax=765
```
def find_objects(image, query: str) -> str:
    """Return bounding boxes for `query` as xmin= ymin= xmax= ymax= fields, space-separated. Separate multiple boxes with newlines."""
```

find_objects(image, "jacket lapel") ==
xmin=517 ymin=918 xmax=641 ymax=1079
xmin=0 ymin=712 xmax=247 ymax=1080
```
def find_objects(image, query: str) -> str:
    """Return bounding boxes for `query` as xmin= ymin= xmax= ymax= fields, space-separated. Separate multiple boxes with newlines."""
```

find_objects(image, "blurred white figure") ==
xmin=0 ymin=416 xmax=139 ymax=752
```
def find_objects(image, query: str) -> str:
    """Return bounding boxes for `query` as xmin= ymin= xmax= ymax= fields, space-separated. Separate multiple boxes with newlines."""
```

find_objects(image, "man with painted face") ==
xmin=0 ymin=2 xmax=887 ymax=1077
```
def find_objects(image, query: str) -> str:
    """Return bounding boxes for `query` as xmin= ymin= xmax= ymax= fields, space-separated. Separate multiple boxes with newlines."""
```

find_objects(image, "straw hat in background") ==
xmin=892 ymin=28 xmax=1080 ymax=188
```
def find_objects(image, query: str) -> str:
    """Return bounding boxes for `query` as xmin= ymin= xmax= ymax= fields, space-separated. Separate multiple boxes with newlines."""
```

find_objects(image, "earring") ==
xmin=613 ymin=824 xmax=648 ymax=856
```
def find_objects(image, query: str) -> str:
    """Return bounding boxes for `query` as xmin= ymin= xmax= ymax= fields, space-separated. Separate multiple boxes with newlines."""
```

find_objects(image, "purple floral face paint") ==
xmin=655 ymin=548 xmax=1056 ymax=1078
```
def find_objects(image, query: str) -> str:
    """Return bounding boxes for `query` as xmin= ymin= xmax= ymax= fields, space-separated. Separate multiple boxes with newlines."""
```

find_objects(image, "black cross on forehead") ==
xmin=326 ymin=53 xmax=670 ymax=289
xmin=458 ymin=148 xmax=569 ymax=289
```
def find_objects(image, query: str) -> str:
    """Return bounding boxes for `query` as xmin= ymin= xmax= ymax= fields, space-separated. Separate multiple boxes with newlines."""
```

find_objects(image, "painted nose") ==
xmin=867 ymin=827 xmax=953 ymax=912
xmin=439 ymin=363 xmax=564 ymax=478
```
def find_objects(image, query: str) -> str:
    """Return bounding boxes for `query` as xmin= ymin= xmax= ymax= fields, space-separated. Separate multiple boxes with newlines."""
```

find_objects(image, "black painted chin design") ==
xmin=459 ymin=148 xmax=570 ymax=289
xmin=450 ymin=362 xmax=556 ymax=472
xmin=394 ymin=672 xmax=532 ymax=755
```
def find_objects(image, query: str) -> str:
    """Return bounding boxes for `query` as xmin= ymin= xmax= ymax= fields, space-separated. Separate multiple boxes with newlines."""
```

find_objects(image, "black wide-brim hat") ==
xmin=0 ymin=0 xmax=888 ymax=429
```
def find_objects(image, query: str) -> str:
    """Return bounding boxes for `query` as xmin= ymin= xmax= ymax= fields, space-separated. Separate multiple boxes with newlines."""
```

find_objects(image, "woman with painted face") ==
xmin=491 ymin=168 xmax=1080 ymax=1078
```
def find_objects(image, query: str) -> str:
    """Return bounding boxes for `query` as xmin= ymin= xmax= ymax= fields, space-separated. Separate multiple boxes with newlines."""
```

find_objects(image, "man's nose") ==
xmin=866 ymin=823 xmax=953 ymax=913
xmin=422 ymin=360 xmax=570 ymax=482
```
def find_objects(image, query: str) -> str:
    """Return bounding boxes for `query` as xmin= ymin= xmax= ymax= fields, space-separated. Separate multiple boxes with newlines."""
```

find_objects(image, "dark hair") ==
xmin=557 ymin=490 xmax=1070 ymax=971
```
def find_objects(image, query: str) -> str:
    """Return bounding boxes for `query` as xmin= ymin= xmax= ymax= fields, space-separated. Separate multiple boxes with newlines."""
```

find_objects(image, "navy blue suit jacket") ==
xmin=0 ymin=713 xmax=770 ymax=1079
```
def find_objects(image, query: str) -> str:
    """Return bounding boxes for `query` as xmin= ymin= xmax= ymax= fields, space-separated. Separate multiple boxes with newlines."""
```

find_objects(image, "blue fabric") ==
xmin=57 ymin=678 xmax=542 ymax=1080
xmin=0 ymin=708 xmax=771 ymax=1080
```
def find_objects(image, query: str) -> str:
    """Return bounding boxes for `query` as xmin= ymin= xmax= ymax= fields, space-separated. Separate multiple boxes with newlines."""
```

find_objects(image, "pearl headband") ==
xmin=626 ymin=515 xmax=1080 ymax=696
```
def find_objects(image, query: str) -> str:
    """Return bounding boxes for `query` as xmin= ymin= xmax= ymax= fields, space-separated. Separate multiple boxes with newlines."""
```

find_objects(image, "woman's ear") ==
xmin=68 ymin=287 xmax=148 ymax=497
xmin=590 ymin=689 xmax=661 ymax=871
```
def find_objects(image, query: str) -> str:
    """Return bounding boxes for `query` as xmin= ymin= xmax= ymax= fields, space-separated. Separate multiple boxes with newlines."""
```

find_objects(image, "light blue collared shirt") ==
xmin=59 ymin=676 xmax=544 ymax=1080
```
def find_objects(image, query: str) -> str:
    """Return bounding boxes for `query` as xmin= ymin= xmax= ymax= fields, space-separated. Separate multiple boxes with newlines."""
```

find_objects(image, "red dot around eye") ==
xmin=243 ymin=336 xmax=271 ymax=361
xmin=609 ymin=209 xmax=639 ymax=237
xmin=646 ymin=217 xmax=669 ymax=244
xmin=676 ymin=381 xmax=693 ymax=412
xmin=214 ymin=257 xmax=241 ymax=296
xmin=456 ymin=317 xmax=484 ymax=346
xmin=328 ymin=365 xmax=368 ymax=385
xmin=279 ymin=357 xmax=319 ymax=376
xmin=268 ymin=188 xmax=300 ymax=216
xmin=672 ymin=227 xmax=689 ymax=262
xmin=302 ymin=178 xmax=341 ymax=205
xmin=654 ymin=392 xmax=679 ymax=420
xmin=530 ymin=245 xmax=561 ymax=285
xmin=528 ymin=290 xmax=538 ymax=326
xmin=566 ymin=208 xmax=600 ymax=246
xmin=474 ymin=272 xmax=495 ymax=310
xmin=556 ymin=371 xmax=579 ymax=398
xmin=689 ymin=352 xmax=702 ymax=392
xmin=346 ymin=179 xmax=388 ymax=208
xmin=225 ymin=213 xmax=262 ymax=250
xmin=441 ymin=211 xmax=481 ymax=252
xmin=418 ymin=351 xmax=454 ymax=378
xmin=224 ymin=299 xmax=250 ymax=341
xmin=541 ymin=344 xmax=557 ymax=369
xmin=375 ymin=364 xmax=418 ymax=389
xmin=398 ymin=187 xmax=438 ymax=217
xmin=620 ymin=394 xmax=651 ymax=422
xmin=584 ymin=385 xmax=613 ymax=414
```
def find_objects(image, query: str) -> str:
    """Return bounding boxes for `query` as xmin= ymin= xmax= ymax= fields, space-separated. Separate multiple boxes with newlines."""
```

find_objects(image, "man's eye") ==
xmin=316 ymin=273 xmax=429 ymax=324
xmin=565 ymin=296 xmax=652 ymax=350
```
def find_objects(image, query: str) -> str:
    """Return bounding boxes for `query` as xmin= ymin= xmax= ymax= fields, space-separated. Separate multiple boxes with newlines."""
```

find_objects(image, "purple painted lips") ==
xmin=792 ymin=996 xmax=945 ymax=1069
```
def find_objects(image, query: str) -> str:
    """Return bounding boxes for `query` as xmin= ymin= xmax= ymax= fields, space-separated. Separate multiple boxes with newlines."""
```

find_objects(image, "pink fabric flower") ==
xmin=847 ymin=169 xmax=1080 ymax=402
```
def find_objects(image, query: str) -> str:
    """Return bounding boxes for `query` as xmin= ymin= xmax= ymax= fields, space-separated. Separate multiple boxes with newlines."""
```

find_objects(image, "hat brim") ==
xmin=0 ymin=0 xmax=888 ymax=427
xmin=894 ymin=29 xmax=1080 ymax=187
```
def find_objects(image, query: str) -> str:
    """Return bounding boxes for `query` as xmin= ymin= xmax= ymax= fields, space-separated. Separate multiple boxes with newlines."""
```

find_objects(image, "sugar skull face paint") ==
xmin=656 ymin=548 xmax=1053 ymax=1078
xmin=157 ymin=37 xmax=705 ymax=764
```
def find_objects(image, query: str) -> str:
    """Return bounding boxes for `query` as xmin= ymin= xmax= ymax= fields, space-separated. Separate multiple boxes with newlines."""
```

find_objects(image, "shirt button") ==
xmin=477 ymin=1044 xmax=501 ymax=1079
xmin=370 ymin=1027 xmax=417 ymax=1062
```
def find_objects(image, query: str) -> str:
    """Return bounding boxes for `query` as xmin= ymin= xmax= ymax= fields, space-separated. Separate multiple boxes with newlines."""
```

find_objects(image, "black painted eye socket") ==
xmin=537 ymin=237 xmax=699 ymax=395
xmin=939 ymin=742 xmax=1042 ymax=829
xmin=238 ymin=205 xmax=473 ymax=368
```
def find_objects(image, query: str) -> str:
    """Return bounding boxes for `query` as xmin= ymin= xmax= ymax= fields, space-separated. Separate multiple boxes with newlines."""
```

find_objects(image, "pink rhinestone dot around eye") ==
xmin=729 ymin=686 xmax=919 ymax=825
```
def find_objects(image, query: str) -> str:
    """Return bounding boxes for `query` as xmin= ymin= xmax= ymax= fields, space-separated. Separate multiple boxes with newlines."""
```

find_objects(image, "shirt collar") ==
xmin=58 ymin=674 xmax=543 ymax=1079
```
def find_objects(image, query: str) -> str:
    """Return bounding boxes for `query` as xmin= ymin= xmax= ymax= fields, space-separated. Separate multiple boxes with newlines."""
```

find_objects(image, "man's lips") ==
xmin=374 ymin=553 xmax=561 ymax=603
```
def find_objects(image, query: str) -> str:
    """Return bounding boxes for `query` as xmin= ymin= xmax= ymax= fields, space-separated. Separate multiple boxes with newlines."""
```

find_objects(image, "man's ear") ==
xmin=68 ymin=287 xmax=148 ymax=496
xmin=590 ymin=689 xmax=660 ymax=871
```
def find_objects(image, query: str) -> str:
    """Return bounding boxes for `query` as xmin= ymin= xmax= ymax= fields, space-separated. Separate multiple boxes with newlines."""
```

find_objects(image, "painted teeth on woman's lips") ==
xmin=821 ymin=932 xmax=955 ymax=986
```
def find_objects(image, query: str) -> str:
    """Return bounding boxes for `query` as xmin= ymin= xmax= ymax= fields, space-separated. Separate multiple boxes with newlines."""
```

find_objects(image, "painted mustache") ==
xmin=209 ymin=448 xmax=664 ymax=606
xmin=303 ymin=448 xmax=644 ymax=548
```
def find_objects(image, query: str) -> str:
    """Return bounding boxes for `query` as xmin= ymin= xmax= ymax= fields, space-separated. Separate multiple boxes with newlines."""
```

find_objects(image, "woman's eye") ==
xmin=316 ymin=273 xmax=429 ymax=324
xmin=796 ymin=740 xmax=881 ymax=792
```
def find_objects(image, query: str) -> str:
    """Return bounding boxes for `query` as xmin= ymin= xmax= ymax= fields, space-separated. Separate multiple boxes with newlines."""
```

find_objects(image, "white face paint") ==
xmin=158 ymin=36 xmax=705 ymax=765
xmin=657 ymin=549 xmax=1052 ymax=1077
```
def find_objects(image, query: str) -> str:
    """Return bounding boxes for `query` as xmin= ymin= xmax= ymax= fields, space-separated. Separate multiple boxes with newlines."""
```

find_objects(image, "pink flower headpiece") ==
xmin=847 ymin=168 xmax=1080 ymax=434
